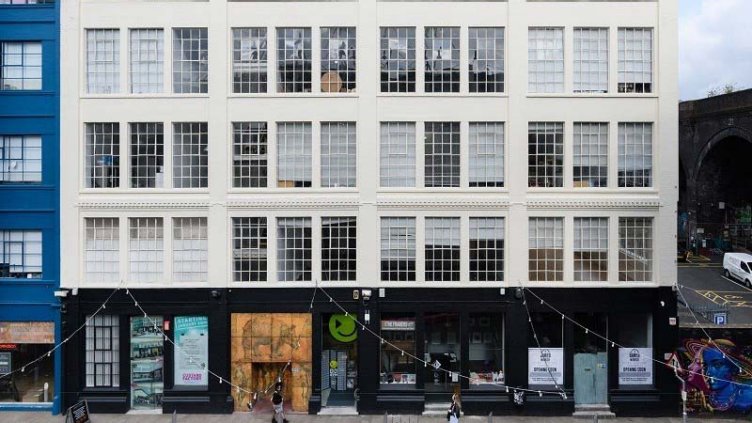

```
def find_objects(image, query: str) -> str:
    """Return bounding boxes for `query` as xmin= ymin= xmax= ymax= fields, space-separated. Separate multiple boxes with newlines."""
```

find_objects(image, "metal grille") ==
xmin=424 ymin=122 xmax=460 ymax=188
xmin=380 ymin=122 xmax=415 ymax=188
xmin=470 ymin=217 xmax=504 ymax=282
xmin=528 ymin=122 xmax=563 ymax=188
xmin=232 ymin=28 xmax=267 ymax=94
xmin=277 ymin=217 xmax=311 ymax=282
xmin=173 ymin=122 xmax=208 ymax=188
xmin=173 ymin=28 xmax=208 ymax=94
xmin=85 ymin=315 xmax=119 ymax=388
xmin=130 ymin=29 xmax=163 ymax=94
xmin=528 ymin=217 xmax=563 ymax=282
xmin=321 ymin=122 xmax=356 ymax=188
xmin=86 ymin=30 xmax=119 ymax=93
xmin=574 ymin=28 xmax=608 ymax=93
xmin=425 ymin=217 xmax=460 ymax=282
xmin=618 ymin=122 xmax=652 ymax=187
xmin=619 ymin=217 xmax=653 ymax=282
xmin=130 ymin=122 xmax=164 ymax=188
xmin=380 ymin=217 xmax=416 ymax=282
xmin=321 ymin=216 xmax=356 ymax=281
xmin=528 ymin=27 xmax=564 ymax=93
xmin=277 ymin=122 xmax=311 ymax=188
xmin=574 ymin=217 xmax=608 ymax=282
xmin=469 ymin=27 xmax=504 ymax=93
xmin=85 ymin=123 xmax=119 ymax=188
xmin=232 ymin=217 xmax=267 ymax=282
xmin=425 ymin=27 xmax=460 ymax=93
xmin=469 ymin=122 xmax=504 ymax=187
xmin=321 ymin=27 xmax=356 ymax=93
xmin=618 ymin=28 xmax=652 ymax=93
xmin=0 ymin=135 xmax=42 ymax=183
xmin=277 ymin=28 xmax=311 ymax=93
xmin=573 ymin=122 xmax=608 ymax=188
xmin=128 ymin=217 xmax=163 ymax=283
xmin=1 ymin=41 xmax=42 ymax=90
xmin=232 ymin=122 xmax=267 ymax=188
xmin=173 ymin=217 xmax=208 ymax=282
xmin=85 ymin=218 xmax=119 ymax=283
xmin=380 ymin=27 xmax=416 ymax=93
xmin=0 ymin=230 xmax=42 ymax=278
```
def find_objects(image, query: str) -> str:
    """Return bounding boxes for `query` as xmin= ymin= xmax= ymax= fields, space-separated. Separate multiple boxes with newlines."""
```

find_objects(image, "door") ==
xmin=424 ymin=313 xmax=460 ymax=393
xmin=573 ymin=313 xmax=608 ymax=406
xmin=130 ymin=316 xmax=164 ymax=410
xmin=321 ymin=313 xmax=357 ymax=407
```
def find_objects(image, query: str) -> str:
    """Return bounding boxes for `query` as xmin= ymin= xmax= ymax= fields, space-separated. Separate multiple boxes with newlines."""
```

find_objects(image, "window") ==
xmin=321 ymin=122 xmax=356 ymax=188
xmin=277 ymin=217 xmax=311 ymax=282
xmin=232 ymin=122 xmax=267 ymax=188
xmin=173 ymin=28 xmax=208 ymax=94
xmin=130 ymin=123 xmax=164 ymax=188
xmin=84 ymin=218 xmax=119 ymax=283
xmin=469 ymin=27 xmax=504 ymax=93
xmin=528 ymin=313 xmax=564 ymax=386
xmin=173 ymin=122 xmax=208 ymax=188
xmin=470 ymin=217 xmax=504 ymax=282
xmin=277 ymin=28 xmax=311 ymax=93
xmin=232 ymin=217 xmax=267 ymax=282
xmin=469 ymin=122 xmax=504 ymax=187
xmin=321 ymin=27 xmax=356 ymax=93
xmin=277 ymin=122 xmax=311 ymax=188
xmin=0 ymin=135 xmax=41 ymax=183
xmin=380 ymin=122 xmax=415 ymax=188
xmin=0 ymin=230 xmax=42 ymax=278
xmin=618 ymin=28 xmax=652 ymax=93
xmin=380 ymin=217 xmax=415 ymax=281
xmin=574 ymin=217 xmax=608 ymax=282
xmin=619 ymin=217 xmax=652 ymax=282
xmin=173 ymin=217 xmax=207 ymax=282
xmin=128 ymin=217 xmax=163 ymax=283
xmin=425 ymin=122 xmax=460 ymax=188
xmin=573 ymin=123 xmax=608 ymax=188
xmin=618 ymin=123 xmax=652 ymax=187
xmin=85 ymin=123 xmax=119 ymax=188
xmin=529 ymin=217 xmax=563 ymax=282
xmin=425 ymin=217 xmax=460 ymax=282
xmin=85 ymin=315 xmax=119 ymax=388
xmin=617 ymin=313 xmax=653 ymax=387
xmin=232 ymin=28 xmax=267 ymax=94
xmin=1 ymin=41 xmax=42 ymax=90
xmin=425 ymin=27 xmax=460 ymax=93
xmin=528 ymin=122 xmax=563 ymax=188
xmin=0 ymin=0 xmax=55 ymax=4
xmin=380 ymin=314 xmax=416 ymax=386
xmin=321 ymin=217 xmax=356 ymax=281
xmin=130 ymin=29 xmax=163 ymax=94
xmin=574 ymin=28 xmax=608 ymax=93
xmin=380 ymin=27 xmax=415 ymax=93
xmin=528 ymin=28 xmax=563 ymax=93
xmin=86 ymin=30 xmax=119 ymax=94
xmin=469 ymin=313 xmax=504 ymax=389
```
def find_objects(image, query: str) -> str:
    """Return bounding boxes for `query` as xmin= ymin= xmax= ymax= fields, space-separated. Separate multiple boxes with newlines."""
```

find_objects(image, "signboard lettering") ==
xmin=527 ymin=348 xmax=563 ymax=385
xmin=618 ymin=347 xmax=653 ymax=385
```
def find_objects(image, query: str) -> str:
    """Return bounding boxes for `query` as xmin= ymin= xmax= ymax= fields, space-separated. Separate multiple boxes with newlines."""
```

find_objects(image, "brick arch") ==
xmin=693 ymin=126 xmax=752 ymax=179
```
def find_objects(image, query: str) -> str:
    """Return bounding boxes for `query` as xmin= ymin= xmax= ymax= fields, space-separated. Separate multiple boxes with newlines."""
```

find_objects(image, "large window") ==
xmin=425 ymin=122 xmax=460 ymax=188
xmin=1 ymin=41 xmax=42 ymax=90
xmin=618 ymin=122 xmax=652 ymax=188
xmin=232 ymin=217 xmax=267 ymax=282
xmin=470 ymin=217 xmax=504 ymax=282
xmin=617 ymin=313 xmax=653 ymax=387
xmin=85 ymin=315 xmax=120 ymax=388
xmin=277 ymin=217 xmax=311 ymax=282
xmin=321 ymin=27 xmax=356 ymax=93
xmin=321 ymin=217 xmax=356 ymax=281
xmin=469 ymin=313 xmax=504 ymax=389
xmin=232 ymin=28 xmax=267 ymax=94
xmin=380 ymin=27 xmax=415 ymax=93
xmin=130 ymin=122 xmax=164 ymax=188
xmin=618 ymin=28 xmax=652 ymax=93
xmin=528 ymin=28 xmax=563 ymax=93
xmin=321 ymin=122 xmax=356 ymax=188
xmin=277 ymin=122 xmax=311 ymax=188
xmin=469 ymin=27 xmax=504 ymax=93
xmin=86 ymin=30 xmax=119 ymax=94
xmin=128 ymin=217 xmax=163 ymax=283
xmin=232 ymin=122 xmax=267 ymax=188
xmin=425 ymin=27 xmax=459 ymax=93
xmin=574 ymin=28 xmax=608 ymax=93
xmin=574 ymin=217 xmax=608 ymax=282
xmin=469 ymin=122 xmax=504 ymax=187
xmin=425 ymin=217 xmax=460 ymax=282
xmin=528 ymin=313 xmax=564 ymax=386
xmin=277 ymin=28 xmax=311 ymax=93
xmin=380 ymin=314 xmax=416 ymax=386
xmin=0 ymin=135 xmax=41 ymax=183
xmin=0 ymin=230 xmax=42 ymax=278
xmin=528 ymin=122 xmax=563 ymax=188
xmin=173 ymin=28 xmax=208 ymax=94
xmin=573 ymin=122 xmax=608 ymax=188
xmin=619 ymin=217 xmax=653 ymax=282
xmin=173 ymin=122 xmax=208 ymax=189
xmin=173 ymin=217 xmax=207 ymax=282
xmin=84 ymin=218 xmax=119 ymax=283
xmin=529 ymin=217 xmax=563 ymax=282
xmin=85 ymin=123 xmax=119 ymax=188
xmin=380 ymin=217 xmax=415 ymax=282
xmin=130 ymin=29 xmax=163 ymax=94
xmin=380 ymin=122 xmax=415 ymax=188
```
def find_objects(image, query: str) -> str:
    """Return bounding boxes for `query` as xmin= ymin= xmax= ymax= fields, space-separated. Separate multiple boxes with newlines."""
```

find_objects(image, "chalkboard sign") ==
xmin=65 ymin=400 xmax=90 ymax=423
xmin=0 ymin=352 xmax=10 ymax=375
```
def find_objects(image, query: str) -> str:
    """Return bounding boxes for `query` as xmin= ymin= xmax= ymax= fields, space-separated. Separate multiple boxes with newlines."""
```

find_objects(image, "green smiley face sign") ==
xmin=329 ymin=314 xmax=357 ymax=343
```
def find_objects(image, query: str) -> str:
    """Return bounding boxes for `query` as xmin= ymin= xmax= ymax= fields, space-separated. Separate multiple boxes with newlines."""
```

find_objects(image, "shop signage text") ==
xmin=174 ymin=315 xmax=209 ymax=388
xmin=527 ymin=348 xmax=564 ymax=385
xmin=0 ymin=322 xmax=54 ymax=344
xmin=380 ymin=320 xmax=415 ymax=331
xmin=618 ymin=347 xmax=653 ymax=385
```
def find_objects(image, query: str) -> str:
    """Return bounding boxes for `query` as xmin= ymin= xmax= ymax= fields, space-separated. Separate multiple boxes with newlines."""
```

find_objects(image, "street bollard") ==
xmin=488 ymin=411 xmax=493 ymax=423
xmin=172 ymin=410 xmax=177 ymax=423
xmin=43 ymin=382 xmax=48 ymax=402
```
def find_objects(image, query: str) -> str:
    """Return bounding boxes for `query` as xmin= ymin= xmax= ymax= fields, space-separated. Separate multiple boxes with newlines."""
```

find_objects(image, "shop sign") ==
xmin=381 ymin=320 xmax=415 ymax=331
xmin=0 ymin=322 xmax=54 ymax=344
xmin=0 ymin=351 xmax=11 ymax=374
xmin=527 ymin=348 xmax=564 ymax=385
xmin=0 ymin=343 xmax=17 ymax=350
xmin=65 ymin=400 xmax=90 ymax=423
xmin=329 ymin=314 xmax=357 ymax=343
xmin=618 ymin=348 xmax=653 ymax=385
xmin=174 ymin=315 xmax=209 ymax=388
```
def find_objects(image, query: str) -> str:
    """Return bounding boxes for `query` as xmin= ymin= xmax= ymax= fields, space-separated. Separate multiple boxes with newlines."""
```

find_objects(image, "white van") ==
xmin=723 ymin=253 xmax=752 ymax=288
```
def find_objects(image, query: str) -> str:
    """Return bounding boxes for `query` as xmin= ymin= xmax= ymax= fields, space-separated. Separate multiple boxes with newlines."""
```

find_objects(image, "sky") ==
xmin=680 ymin=0 xmax=752 ymax=100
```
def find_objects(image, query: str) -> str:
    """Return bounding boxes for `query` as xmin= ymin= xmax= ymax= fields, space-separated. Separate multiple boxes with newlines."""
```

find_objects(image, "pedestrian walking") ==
xmin=447 ymin=394 xmax=460 ymax=423
xmin=271 ymin=382 xmax=289 ymax=423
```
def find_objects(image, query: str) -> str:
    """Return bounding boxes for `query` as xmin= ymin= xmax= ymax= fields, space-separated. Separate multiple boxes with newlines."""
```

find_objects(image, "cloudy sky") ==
xmin=680 ymin=0 xmax=752 ymax=100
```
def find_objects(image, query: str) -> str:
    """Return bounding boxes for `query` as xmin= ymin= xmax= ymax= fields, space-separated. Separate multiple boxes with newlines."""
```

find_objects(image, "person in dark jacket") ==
xmin=271 ymin=382 xmax=289 ymax=423
xmin=447 ymin=394 xmax=460 ymax=423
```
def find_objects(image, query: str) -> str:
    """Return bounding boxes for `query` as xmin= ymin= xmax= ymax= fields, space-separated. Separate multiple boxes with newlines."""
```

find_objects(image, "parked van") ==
xmin=722 ymin=253 xmax=752 ymax=288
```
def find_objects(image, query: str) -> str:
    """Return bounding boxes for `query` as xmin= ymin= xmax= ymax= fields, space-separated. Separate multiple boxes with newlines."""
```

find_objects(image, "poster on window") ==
xmin=174 ymin=315 xmax=208 ymax=388
xmin=527 ymin=348 xmax=564 ymax=385
xmin=618 ymin=348 xmax=653 ymax=385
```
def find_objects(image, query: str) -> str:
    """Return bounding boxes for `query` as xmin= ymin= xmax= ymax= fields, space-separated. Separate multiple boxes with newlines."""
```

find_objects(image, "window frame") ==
xmin=232 ymin=122 xmax=268 ymax=188
xmin=85 ymin=29 xmax=119 ymax=94
xmin=380 ymin=27 xmax=416 ymax=93
xmin=276 ymin=217 xmax=312 ymax=282
xmin=276 ymin=27 xmax=312 ymax=94
xmin=1 ymin=41 xmax=43 ymax=91
xmin=84 ymin=217 xmax=120 ymax=283
xmin=129 ymin=28 xmax=164 ymax=94
xmin=618 ymin=217 xmax=653 ymax=282
xmin=320 ymin=27 xmax=356 ymax=93
xmin=128 ymin=217 xmax=164 ymax=283
xmin=469 ymin=122 xmax=504 ymax=188
xmin=528 ymin=27 xmax=564 ymax=94
xmin=618 ymin=28 xmax=653 ymax=94
xmin=424 ymin=27 xmax=460 ymax=93
xmin=0 ymin=135 xmax=42 ymax=184
xmin=469 ymin=27 xmax=505 ymax=93
xmin=85 ymin=314 xmax=120 ymax=388
xmin=424 ymin=122 xmax=460 ymax=188
xmin=172 ymin=217 xmax=208 ymax=283
xmin=574 ymin=217 xmax=609 ymax=282
xmin=469 ymin=217 xmax=505 ymax=282
xmin=528 ymin=217 xmax=564 ymax=282
xmin=172 ymin=122 xmax=208 ymax=189
xmin=276 ymin=122 xmax=312 ymax=188
xmin=425 ymin=217 xmax=461 ymax=282
xmin=528 ymin=122 xmax=564 ymax=188
xmin=232 ymin=217 xmax=268 ymax=282
xmin=380 ymin=217 xmax=416 ymax=282
xmin=573 ymin=27 xmax=609 ymax=94
xmin=321 ymin=216 xmax=357 ymax=282
xmin=0 ymin=230 xmax=43 ymax=279
xmin=85 ymin=123 xmax=120 ymax=189
xmin=618 ymin=122 xmax=653 ymax=188
xmin=232 ymin=27 xmax=268 ymax=94
xmin=320 ymin=122 xmax=357 ymax=188
xmin=172 ymin=27 xmax=208 ymax=94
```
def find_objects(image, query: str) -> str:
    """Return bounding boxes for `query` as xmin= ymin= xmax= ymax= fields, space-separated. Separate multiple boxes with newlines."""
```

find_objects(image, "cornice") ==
xmin=226 ymin=200 xmax=360 ymax=209
xmin=77 ymin=201 xmax=211 ymax=210
xmin=527 ymin=200 xmax=661 ymax=209
xmin=377 ymin=199 xmax=510 ymax=209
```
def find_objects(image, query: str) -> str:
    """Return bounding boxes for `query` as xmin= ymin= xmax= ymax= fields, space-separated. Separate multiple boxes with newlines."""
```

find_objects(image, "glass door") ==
xmin=321 ymin=313 xmax=358 ymax=407
xmin=424 ymin=313 xmax=460 ymax=392
xmin=130 ymin=316 xmax=164 ymax=410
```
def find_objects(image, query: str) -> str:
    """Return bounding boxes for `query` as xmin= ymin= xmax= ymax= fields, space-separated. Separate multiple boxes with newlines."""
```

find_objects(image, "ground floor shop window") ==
xmin=527 ymin=313 xmax=563 ymax=387
xmin=617 ymin=313 xmax=653 ymax=387
xmin=380 ymin=314 xmax=416 ymax=387
xmin=424 ymin=313 xmax=460 ymax=391
xmin=469 ymin=313 xmax=504 ymax=389
xmin=0 ymin=321 xmax=54 ymax=404
xmin=173 ymin=315 xmax=208 ymax=390
xmin=85 ymin=314 xmax=119 ymax=387
xmin=130 ymin=316 xmax=164 ymax=410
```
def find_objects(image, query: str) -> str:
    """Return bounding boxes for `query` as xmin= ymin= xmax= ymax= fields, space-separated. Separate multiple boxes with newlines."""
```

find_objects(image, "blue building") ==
xmin=0 ymin=0 xmax=60 ymax=414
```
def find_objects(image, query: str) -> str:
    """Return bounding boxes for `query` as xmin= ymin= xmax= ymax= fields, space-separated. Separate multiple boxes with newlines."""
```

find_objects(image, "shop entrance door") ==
xmin=321 ymin=313 xmax=357 ymax=408
xmin=424 ymin=313 xmax=460 ymax=394
xmin=573 ymin=313 xmax=608 ymax=406
xmin=130 ymin=316 xmax=164 ymax=411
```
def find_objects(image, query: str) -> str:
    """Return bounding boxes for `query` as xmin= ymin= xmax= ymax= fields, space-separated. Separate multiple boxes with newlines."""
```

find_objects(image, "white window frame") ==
xmin=232 ymin=122 xmax=268 ymax=188
xmin=573 ymin=27 xmax=608 ymax=94
xmin=380 ymin=27 xmax=416 ymax=93
xmin=573 ymin=122 xmax=608 ymax=188
xmin=618 ymin=122 xmax=653 ymax=188
xmin=321 ymin=27 xmax=356 ymax=93
xmin=84 ymin=218 xmax=120 ymax=283
xmin=277 ymin=122 xmax=312 ymax=188
xmin=424 ymin=122 xmax=460 ymax=188
xmin=424 ymin=27 xmax=460 ymax=93
xmin=380 ymin=217 xmax=416 ymax=282
xmin=528 ymin=217 xmax=563 ymax=282
xmin=574 ymin=217 xmax=609 ymax=282
xmin=129 ymin=28 xmax=164 ymax=94
xmin=276 ymin=27 xmax=312 ymax=94
xmin=528 ymin=122 xmax=564 ymax=188
xmin=619 ymin=217 xmax=653 ymax=282
xmin=86 ymin=29 xmax=119 ymax=94
xmin=232 ymin=27 xmax=268 ymax=94
xmin=128 ymin=217 xmax=164 ymax=283
xmin=172 ymin=122 xmax=208 ymax=189
xmin=321 ymin=122 xmax=356 ymax=188
xmin=469 ymin=27 xmax=504 ymax=93
xmin=172 ymin=27 xmax=208 ymax=94
xmin=321 ymin=216 xmax=357 ymax=282
xmin=425 ymin=217 xmax=460 ymax=282
xmin=85 ymin=314 xmax=120 ymax=388
xmin=380 ymin=122 xmax=416 ymax=188
xmin=277 ymin=217 xmax=312 ymax=282
xmin=232 ymin=217 xmax=268 ymax=282
xmin=528 ymin=27 xmax=564 ymax=93
xmin=85 ymin=123 xmax=120 ymax=189
xmin=469 ymin=217 xmax=505 ymax=282
xmin=172 ymin=217 xmax=208 ymax=282
xmin=469 ymin=122 xmax=504 ymax=188
xmin=618 ymin=28 xmax=653 ymax=94
xmin=130 ymin=122 xmax=164 ymax=189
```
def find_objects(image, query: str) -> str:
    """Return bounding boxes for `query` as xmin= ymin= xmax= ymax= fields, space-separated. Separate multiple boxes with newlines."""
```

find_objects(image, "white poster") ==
xmin=527 ymin=348 xmax=564 ymax=385
xmin=174 ymin=315 xmax=209 ymax=388
xmin=618 ymin=348 xmax=653 ymax=385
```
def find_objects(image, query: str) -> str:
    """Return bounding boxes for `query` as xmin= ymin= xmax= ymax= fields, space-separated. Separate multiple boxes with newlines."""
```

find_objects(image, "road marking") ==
xmin=721 ymin=275 xmax=752 ymax=293
xmin=695 ymin=289 xmax=752 ymax=308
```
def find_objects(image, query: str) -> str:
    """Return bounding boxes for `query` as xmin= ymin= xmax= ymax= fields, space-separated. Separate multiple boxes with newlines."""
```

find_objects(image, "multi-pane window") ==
xmin=425 ymin=122 xmax=460 ymax=188
xmin=84 ymin=218 xmax=119 ymax=283
xmin=380 ymin=217 xmax=416 ymax=281
xmin=470 ymin=217 xmax=504 ymax=282
xmin=425 ymin=217 xmax=460 ymax=282
xmin=528 ymin=27 xmax=564 ymax=93
xmin=528 ymin=122 xmax=564 ymax=188
xmin=173 ymin=28 xmax=208 ymax=94
xmin=232 ymin=122 xmax=267 ymax=188
xmin=425 ymin=27 xmax=460 ymax=93
xmin=1 ymin=41 xmax=42 ymax=90
xmin=574 ymin=28 xmax=608 ymax=93
xmin=173 ymin=122 xmax=208 ymax=189
xmin=619 ymin=217 xmax=653 ymax=282
xmin=130 ymin=29 xmax=163 ymax=94
xmin=130 ymin=123 xmax=164 ymax=188
xmin=0 ymin=1 xmax=55 ymax=4
xmin=0 ymin=135 xmax=42 ymax=183
xmin=469 ymin=122 xmax=504 ymax=187
xmin=618 ymin=28 xmax=653 ymax=93
xmin=277 ymin=217 xmax=311 ymax=282
xmin=380 ymin=27 xmax=416 ymax=93
xmin=173 ymin=217 xmax=208 ymax=282
xmin=574 ymin=217 xmax=608 ymax=282
xmin=86 ymin=30 xmax=119 ymax=94
xmin=321 ymin=122 xmax=356 ymax=188
xmin=128 ymin=217 xmax=163 ymax=283
xmin=321 ymin=217 xmax=356 ymax=281
xmin=0 ymin=230 xmax=42 ymax=278
xmin=321 ymin=27 xmax=356 ymax=93
xmin=469 ymin=27 xmax=504 ymax=93
xmin=277 ymin=122 xmax=311 ymax=188
xmin=529 ymin=217 xmax=563 ymax=282
xmin=573 ymin=123 xmax=608 ymax=188
xmin=232 ymin=217 xmax=267 ymax=282
xmin=380 ymin=122 xmax=415 ymax=188
xmin=277 ymin=28 xmax=311 ymax=93
xmin=85 ymin=123 xmax=119 ymax=188
xmin=85 ymin=315 xmax=119 ymax=388
xmin=232 ymin=28 xmax=267 ymax=94
xmin=618 ymin=123 xmax=653 ymax=188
